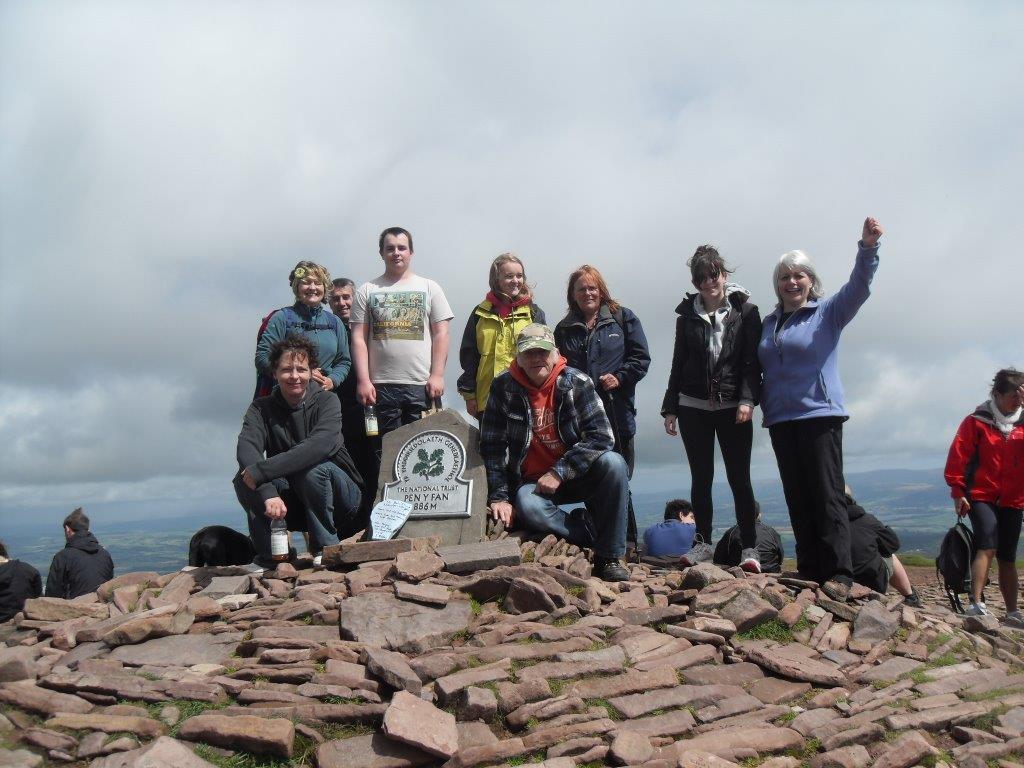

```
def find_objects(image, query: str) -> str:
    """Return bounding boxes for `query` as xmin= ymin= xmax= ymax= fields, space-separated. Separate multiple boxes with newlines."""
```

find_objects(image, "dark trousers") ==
xmin=341 ymin=403 xmax=377 ymax=537
xmin=363 ymin=384 xmax=430 ymax=516
xmin=677 ymin=405 xmax=757 ymax=549
xmin=376 ymin=383 xmax=429 ymax=434
xmin=234 ymin=462 xmax=361 ymax=563
xmin=769 ymin=416 xmax=851 ymax=584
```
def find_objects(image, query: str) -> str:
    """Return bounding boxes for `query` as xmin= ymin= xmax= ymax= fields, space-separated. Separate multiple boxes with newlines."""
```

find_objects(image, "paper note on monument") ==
xmin=370 ymin=499 xmax=414 ymax=540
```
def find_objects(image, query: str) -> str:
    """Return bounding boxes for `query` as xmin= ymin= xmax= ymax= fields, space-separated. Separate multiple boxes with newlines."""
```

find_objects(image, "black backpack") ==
xmin=936 ymin=520 xmax=978 ymax=613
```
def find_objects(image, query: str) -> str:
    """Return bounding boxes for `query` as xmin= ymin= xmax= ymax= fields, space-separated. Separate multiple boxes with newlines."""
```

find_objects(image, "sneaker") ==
xmin=963 ymin=602 xmax=989 ymax=617
xmin=680 ymin=542 xmax=714 ymax=567
xmin=313 ymin=554 xmax=323 ymax=567
xmin=1003 ymin=610 xmax=1024 ymax=628
xmin=903 ymin=589 xmax=922 ymax=609
xmin=739 ymin=548 xmax=762 ymax=574
xmin=594 ymin=558 xmax=630 ymax=583
xmin=821 ymin=579 xmax=851 ymax=603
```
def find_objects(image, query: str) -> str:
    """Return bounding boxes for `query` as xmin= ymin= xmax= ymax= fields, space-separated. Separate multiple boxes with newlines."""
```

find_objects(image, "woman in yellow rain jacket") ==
xmin=458 ymin=253 xmax=546 ymax=419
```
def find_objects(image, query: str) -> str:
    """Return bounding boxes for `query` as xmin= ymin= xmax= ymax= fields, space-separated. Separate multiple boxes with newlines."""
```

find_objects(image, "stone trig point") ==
xmin=373 ymin=408 xmax=489 ymax=546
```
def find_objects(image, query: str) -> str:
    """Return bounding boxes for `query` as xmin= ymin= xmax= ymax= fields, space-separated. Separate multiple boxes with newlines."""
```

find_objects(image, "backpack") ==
xmin=253 ymin=309 xmax=281 ymax=400
xmin=936 ymin=520 xmax=978 ymax=613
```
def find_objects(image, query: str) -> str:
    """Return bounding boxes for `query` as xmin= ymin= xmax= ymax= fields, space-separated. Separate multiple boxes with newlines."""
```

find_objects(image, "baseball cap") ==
xmin=516 ymin=323 xmax=557 ymax=354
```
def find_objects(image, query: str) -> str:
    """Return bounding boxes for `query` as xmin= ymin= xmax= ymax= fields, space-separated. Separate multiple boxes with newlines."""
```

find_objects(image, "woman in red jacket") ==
xmin=945 ymin=368 xmax=1024 ymax=621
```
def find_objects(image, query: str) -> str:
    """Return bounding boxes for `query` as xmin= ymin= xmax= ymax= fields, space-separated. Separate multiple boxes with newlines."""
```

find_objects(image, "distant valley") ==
xmin=4 ymin=467 xmax=952 ymax=583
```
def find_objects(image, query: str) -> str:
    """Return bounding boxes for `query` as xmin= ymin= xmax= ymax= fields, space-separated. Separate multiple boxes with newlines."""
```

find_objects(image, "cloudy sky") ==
xmin=2 ymin=2 xmax=1022 ymax=527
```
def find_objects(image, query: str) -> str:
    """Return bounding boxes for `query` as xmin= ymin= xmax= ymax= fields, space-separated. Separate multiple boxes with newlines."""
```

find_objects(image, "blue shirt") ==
xmin=643 ymin=520 xmax=696 ymax=557
xmin=757 ymin=243 xmax=879 ymax=427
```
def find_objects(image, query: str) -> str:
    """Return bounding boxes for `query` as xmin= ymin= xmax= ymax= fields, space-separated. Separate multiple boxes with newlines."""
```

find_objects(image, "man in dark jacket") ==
xmin=0 ymin=540 xmax=42 ymax=622
xmin=713 ymin=502 xmax=785 ymax=573
xmin=45 ymin=509 xmax=114 ymax=599
xmin=482 ymin=324 xmax=631 ymax=582
xmin=846 ymin=487 xmax=920 ymax=606
xmin=329 ymin=276 xmax=376 ymax=536
xmin=236 ymin=334 xmax=363 ymax=567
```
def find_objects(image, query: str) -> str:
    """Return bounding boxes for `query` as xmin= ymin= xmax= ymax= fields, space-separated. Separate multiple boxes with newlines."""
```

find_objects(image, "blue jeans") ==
xmin=234 ymin=461 xmax=361 ymax=560
xmin=513 ymin=451 xmax=629 ymax=559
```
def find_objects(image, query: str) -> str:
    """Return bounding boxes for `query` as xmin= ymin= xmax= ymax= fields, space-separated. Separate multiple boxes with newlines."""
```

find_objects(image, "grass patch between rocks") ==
xmin=318 ymin=722 xmax=374 ymax=740
xmin=584 ymin=697 xmax=622 ymax=721
xmin=505 ymin=751 xmax=545 ymax=766
xmin=736 ymin=618 xmax=796 ymax=643
xmin=783 ymin=736 xmax=820 ymax=759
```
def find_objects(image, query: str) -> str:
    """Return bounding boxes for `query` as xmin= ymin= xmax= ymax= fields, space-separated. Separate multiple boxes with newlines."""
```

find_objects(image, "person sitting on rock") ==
xmin=0 ymin=539 xmax=42 ymax=622
xmin=235 ymin=334 xmax=363 ymax=568
xmin=45 ymin=509 xmax=114 ymax=599
xmin=845 ymin=486 xmax=921 ymax=607
xmin=713 ymin=501 xmax=785 ymax=573
xmin=643 ymin=499 xmax=697 ymax=557
xmin=481 ymin=323 xmax=631 ymax=582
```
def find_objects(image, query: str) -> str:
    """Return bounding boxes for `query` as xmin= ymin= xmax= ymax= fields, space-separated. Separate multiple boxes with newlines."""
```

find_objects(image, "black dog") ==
xmin=188 ymin=525 xmax=256 ymax=567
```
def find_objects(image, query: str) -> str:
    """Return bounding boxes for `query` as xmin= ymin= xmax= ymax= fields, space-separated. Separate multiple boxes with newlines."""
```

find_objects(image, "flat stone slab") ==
xmin=0 ymin=681 xmax=94 ymax=716
xmin=89 ymin=736 xmax=218 ymax=768
xmin=614 ymin=708 xmax=697 ymax=738
xmin=317 ymin=733 xmax=434 ymax=768
xmin=682 ymin=662 xmax=764 ymax=686
xmin=383 ymin=690 xmax=459 ymax=758
xmin=178 ymin=713 xmax=294 ymax=758
xmin=564 ymin=666 xmax=679 ymax=699
xmin=609 ymin=684 xmax=745 ymax=719
xmin=394 ymin=581 xmax=450 ymax=606
xmin=22 ymin=597 xmax=108 ymax=622
xmin=109 ymin=634 xmax=239 ymax=667
xmin=675 ymin=726 xmax=803 ymax=756
xmin=857 ymin=656 xmax=924 ymax=683
xmin=340 ymin=592 xmax=473 ymax=653
xmin=741 ymin=641 xmax=846 ymax=686
xmin=197 ymin=575 xmax=251 ymax=600
xmin=437 ymin=540 xmax=522 ymax=574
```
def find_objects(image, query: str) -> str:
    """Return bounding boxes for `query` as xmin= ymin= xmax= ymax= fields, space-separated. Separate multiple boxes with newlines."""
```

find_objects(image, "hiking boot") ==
xmin=903 ymin=589 xmax=922 ymax=609
xmin=739 ymin=548 xmax=762 ymax=574
xmin=963 ymin=602 xmax=989 ymax=617
xmin=1004 ymin=610 xmax=1024 ymax=629
xmin=594 ymin=557 xmax=630 ymax=583
xmin=680 ymin=542 xmax=714 ymax=567
xmin=821 ymin=579 xmax=851 ymax=603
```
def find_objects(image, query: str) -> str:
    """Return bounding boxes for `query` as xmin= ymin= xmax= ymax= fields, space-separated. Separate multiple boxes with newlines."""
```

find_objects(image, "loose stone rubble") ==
xmin=3 ymin=531 xmax=1024 ymax=767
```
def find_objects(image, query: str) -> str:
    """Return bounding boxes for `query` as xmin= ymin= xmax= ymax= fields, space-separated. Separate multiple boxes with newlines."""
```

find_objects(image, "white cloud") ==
xmin=2 ymin=2 xmax=1022 ymax=514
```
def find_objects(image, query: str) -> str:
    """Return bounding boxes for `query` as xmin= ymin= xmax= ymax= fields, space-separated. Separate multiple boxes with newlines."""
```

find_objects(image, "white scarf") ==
xmin=990 ymin=396 xmax=1022 ymax=435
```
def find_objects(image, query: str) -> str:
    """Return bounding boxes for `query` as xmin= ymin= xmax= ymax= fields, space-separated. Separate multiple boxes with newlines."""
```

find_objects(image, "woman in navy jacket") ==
xmin=758 ymin=217 xmax=883 ymax=601
xmin=554 ymin=265 xmax=651 ymax=473
xmin=661 ymin=245 xmax=762 ymax=571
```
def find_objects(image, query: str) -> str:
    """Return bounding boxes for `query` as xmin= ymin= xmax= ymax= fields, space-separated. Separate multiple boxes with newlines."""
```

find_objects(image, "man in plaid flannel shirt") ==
xmin=480 ymin=324 xmax=630 ymax=582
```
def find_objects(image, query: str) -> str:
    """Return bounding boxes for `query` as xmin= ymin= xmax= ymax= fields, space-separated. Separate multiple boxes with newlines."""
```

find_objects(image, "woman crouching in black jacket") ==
xmin=662 ymin=245 xmax=763 ymax=571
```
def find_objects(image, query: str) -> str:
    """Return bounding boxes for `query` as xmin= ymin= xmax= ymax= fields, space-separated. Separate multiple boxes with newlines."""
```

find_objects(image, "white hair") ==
xmin=773 ymin=250 xmax=823 ymax=304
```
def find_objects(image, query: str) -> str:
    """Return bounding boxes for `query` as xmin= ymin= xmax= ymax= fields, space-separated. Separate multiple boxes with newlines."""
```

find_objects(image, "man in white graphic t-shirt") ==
xmin=350 ymin=226 xmax=454 ymax=436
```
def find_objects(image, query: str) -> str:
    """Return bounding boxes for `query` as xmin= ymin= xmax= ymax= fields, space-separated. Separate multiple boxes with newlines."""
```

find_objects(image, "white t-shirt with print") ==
xmin=351 ymin=273 xmax=454 ymax=385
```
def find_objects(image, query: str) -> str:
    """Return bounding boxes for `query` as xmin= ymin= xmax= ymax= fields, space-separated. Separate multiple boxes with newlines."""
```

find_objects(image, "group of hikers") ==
xmin=228 ymin=216 xmax=1023 ymax=619
xmin=3 ymin=218 xmax=1021 ymax=625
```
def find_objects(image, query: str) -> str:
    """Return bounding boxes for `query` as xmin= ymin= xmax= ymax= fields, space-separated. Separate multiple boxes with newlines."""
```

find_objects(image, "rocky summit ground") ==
xmin=3 ymin=531 xmax=1024 ymax=768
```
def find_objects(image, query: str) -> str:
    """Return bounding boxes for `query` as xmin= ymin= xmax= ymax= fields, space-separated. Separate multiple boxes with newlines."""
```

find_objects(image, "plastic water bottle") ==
xmin=364 ymin=405 xmax=379 ymax=437
xmin=270 ymin=518 xmax=289 ymax=562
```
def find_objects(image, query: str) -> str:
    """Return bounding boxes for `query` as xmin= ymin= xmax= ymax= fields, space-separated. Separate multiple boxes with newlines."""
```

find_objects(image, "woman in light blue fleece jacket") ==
xmin=758 ymin=217 xmax=884 ymax=600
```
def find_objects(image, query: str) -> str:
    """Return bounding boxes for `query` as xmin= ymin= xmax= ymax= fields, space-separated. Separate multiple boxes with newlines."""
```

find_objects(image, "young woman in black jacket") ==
xmin=661 ymin=246 xmax=763 ymax=571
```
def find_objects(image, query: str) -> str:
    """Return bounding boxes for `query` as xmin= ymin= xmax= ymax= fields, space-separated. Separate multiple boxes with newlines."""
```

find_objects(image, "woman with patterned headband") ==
xmin=254 ymin=261 xmax=351 ymax=400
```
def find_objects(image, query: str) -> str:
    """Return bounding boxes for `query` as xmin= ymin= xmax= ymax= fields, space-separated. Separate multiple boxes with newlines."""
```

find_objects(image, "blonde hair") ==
xmin=488 ymin=252 xmax=533 ymax=302
xmin=289 ymin=261 xmax=332 ymax=301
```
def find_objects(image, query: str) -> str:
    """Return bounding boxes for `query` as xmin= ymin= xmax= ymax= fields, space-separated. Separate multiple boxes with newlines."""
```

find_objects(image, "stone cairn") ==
xmin=3 ymin=530 xmax=1024 ymax=768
